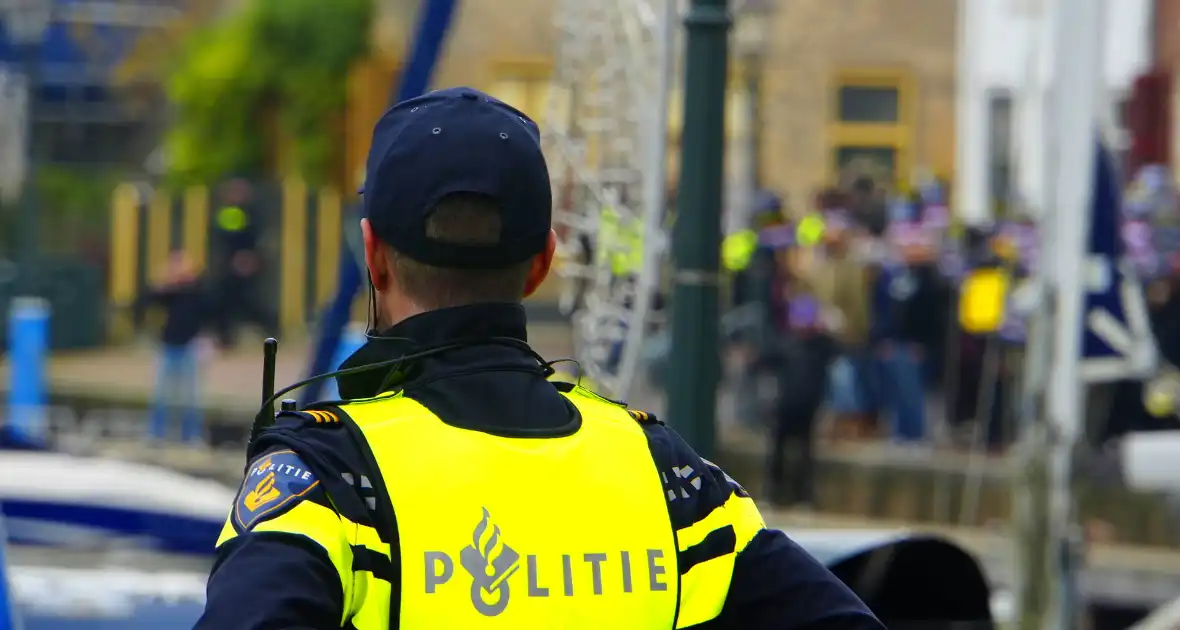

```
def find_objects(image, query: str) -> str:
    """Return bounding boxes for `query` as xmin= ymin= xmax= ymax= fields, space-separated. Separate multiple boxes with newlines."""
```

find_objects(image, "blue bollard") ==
xmin=6 ymin=298 xmax=48 ymax=448
xmin=322 ymin=324 xmax=367 ymax=400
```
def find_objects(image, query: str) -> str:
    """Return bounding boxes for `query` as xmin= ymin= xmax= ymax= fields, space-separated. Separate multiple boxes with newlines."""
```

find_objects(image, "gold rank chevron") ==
xmin=305 ymin=410 xmax=340 ymax=424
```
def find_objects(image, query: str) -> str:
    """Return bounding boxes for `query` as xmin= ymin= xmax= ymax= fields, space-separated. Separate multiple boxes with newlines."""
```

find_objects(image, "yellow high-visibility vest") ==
xmin=612 ymin=228 xmax=644 ymax=276
xmin=337 ymin=389 xmax=691 ymax=627
xmin=216 ymin=383 xmax=768 ymax=628
xmin=598 ymin=206 xmax=644 ymax=276
xmin=959 ymin=267 xmax=1010 ymax=334
xmin=216 ymin=205 xmax=249 ymax=232
xmin=796 ymin=214 xmax=825 ymax=247
xmin=722 ymin=230 xmax=758 ymax=272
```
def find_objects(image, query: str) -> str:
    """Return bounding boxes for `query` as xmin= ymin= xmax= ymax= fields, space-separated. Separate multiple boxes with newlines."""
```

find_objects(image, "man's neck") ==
xmin=336 ymin=303 xmax=533 ymax=399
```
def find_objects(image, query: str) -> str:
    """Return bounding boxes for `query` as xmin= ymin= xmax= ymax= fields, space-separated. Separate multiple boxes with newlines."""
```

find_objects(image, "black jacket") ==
xmin=197 ymin=303 xmax=882 ymax=629
xmin=137 ymin=279 xmax=212 ymax=346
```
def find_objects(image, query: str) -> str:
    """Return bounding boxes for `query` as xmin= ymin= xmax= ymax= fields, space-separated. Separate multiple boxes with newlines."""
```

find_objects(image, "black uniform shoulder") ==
xmin=637 ymin=421 xmax=751 ymax=531
xmin=259 ymin=407 xmax=363 ymax=466
xmin=242 ymin=406 xmax=378 ymax=529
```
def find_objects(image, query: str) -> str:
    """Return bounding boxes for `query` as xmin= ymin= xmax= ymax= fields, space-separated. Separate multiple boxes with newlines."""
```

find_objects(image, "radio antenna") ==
xmin=247 ymin=337 xmax=280 ymax=455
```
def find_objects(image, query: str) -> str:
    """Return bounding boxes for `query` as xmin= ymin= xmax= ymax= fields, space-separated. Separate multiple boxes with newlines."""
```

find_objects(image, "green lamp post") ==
xmin=667 ymin=0 xmax=732 ymax=460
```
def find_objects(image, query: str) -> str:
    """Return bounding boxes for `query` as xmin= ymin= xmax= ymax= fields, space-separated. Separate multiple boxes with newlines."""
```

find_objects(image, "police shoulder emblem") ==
xmin=234 ymin=449 xmax=320 ymax=531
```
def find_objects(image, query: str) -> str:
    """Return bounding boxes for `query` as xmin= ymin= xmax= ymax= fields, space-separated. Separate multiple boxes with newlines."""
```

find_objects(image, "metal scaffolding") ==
xmin=542 ymin=0 xmax=676 ymax=398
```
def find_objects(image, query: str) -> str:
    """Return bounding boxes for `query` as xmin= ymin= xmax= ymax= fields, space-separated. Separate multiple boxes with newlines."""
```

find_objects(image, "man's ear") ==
xmin=523 ymin=230 xmax=557 ymax=298
xmin=360 ymin=219 xmax=391 ymax=291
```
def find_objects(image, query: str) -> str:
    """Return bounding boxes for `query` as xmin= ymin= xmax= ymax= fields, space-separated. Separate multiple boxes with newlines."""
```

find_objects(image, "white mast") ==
xmin=1012 ymin=0 xmax=1104 ymax=626
xmin=615 ymin=0 xmax=675 ymax=402
xmin=1014 ymin=0 xmax=1055 ymax=223
xmin=953 ymin=0 xmax=988 ymax=226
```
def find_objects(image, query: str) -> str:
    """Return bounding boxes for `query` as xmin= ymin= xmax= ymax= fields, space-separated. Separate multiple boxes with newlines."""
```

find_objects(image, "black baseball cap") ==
xmin=360 ymin=87 xmax=552 ymax=270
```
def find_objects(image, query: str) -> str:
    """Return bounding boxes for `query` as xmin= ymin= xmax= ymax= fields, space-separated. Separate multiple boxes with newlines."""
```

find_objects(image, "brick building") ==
xmin=344 ymin=0 xmax=958 ymax=208
xmin=1157 ymin=0 xmax=1178 ymax=66
xmin=1154 ymin=0 xmax=1180 ymax=173
xmin=758 ymin=0 xmax=958 ymax=205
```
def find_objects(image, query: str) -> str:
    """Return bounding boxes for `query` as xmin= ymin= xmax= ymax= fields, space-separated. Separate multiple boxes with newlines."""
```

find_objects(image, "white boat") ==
xmin=0 ymin=451 xmax=234 ymax=555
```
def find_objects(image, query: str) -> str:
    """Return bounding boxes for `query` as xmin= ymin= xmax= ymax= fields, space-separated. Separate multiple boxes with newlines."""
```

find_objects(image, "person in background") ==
xmin=952 ymin=226 xmax=1001 ymax=444
xmin=1105 ymin=253 xmax=1180 ymax=442
xmin=597 ymin=191 xmax=643 ymax=374
xmin=911 ymin=193 xmax=955 ymax=395
xmin=211 ymin=178 xmax=275 ymax=348
xmin=139 ymin=251 xmax=212 ymax=444
xmin=729 ymin=199 xmax=793 ymax=432
xmin=726 ymin=194 xmax=778 ymax=428
xmin=801 ymin=219 xmax=875 ymax=440
xmin=870 ymin=240 xmax=930 ymax=445
xmin=558 ymin=231 xmax=594 ymax=318
xmin=848 ymin=176 xmax=887 ymax=237
xmin=729 ymin=191 xmax=785 ymax=308
xmin=764 ymin=283 xmax=836 ymax=509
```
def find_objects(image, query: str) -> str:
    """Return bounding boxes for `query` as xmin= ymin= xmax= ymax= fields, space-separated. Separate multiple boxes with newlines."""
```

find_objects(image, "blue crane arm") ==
xmin=300 ymin=0 xmax=460 ymax=405
xmin=391 ymin=0 xmax=461 ymax=102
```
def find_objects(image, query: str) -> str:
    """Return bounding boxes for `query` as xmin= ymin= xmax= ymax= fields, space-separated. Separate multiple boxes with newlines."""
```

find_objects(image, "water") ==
xmin=24 ymin=605 xmax=203 ymax=630
xmin=7 ymin=547 xmax=209 ymax=629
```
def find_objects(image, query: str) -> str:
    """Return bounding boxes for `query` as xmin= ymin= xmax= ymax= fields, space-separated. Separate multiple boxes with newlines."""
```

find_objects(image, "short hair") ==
xmin=387 ymin=193 xmax=533 ymax=309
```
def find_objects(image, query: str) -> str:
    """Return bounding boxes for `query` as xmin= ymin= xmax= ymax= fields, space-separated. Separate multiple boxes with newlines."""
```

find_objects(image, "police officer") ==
xmin=599 ymin=203 xmax=644 ymax=278
xmin=196 ymin=87 xmax=884 ymax=630
xmin=211 ymin=178 xmax=275 ymax=348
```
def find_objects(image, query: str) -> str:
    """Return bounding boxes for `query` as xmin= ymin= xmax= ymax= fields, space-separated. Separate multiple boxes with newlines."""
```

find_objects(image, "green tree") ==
xmin=165 ymin=0 xmax=373 ymax=186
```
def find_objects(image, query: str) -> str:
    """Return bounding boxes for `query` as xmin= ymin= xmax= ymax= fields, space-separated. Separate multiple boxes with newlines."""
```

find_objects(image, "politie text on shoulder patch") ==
xmin=234 ymin=450 xmax=320 ymax=531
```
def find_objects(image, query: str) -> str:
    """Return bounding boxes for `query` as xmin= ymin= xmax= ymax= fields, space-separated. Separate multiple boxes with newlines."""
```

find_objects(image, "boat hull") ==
xmin=2 ymin=500 xmax=225 ymax=555
xmin=0 ymin=451 xmax=234 ymax=556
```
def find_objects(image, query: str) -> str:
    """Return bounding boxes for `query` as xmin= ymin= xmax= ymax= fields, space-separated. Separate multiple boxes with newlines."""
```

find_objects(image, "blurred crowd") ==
xmin=136 ymin=162 xmax=1180 ymax=494
xmin=732 ymin=168 xmax=1180 ymax=510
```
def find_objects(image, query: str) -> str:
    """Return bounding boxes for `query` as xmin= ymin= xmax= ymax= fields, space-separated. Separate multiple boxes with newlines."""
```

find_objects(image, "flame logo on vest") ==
xmin=459 ymin=508 xmax=520 ymax=616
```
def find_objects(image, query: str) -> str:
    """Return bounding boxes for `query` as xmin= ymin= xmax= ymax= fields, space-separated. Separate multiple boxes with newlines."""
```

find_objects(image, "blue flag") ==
xmin=1082 ymin=140 xmax=1125 ymax=361
xmin=1082 ymin=138 xmax=1156 ymax=382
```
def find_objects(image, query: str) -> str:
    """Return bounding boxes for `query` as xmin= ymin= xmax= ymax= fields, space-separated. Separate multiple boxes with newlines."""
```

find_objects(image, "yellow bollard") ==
xmin=280 ymin=177 xmax=308 ymax=335
xmin=147 ymin=189 xmax=172 ymax=282
xmin=183 ymin=186 xmax=209 ymax=272
xmin=316 ymin=188 xmax=342 ymax=306
xmin=108 ymin=183 xmax=141 ymax=341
